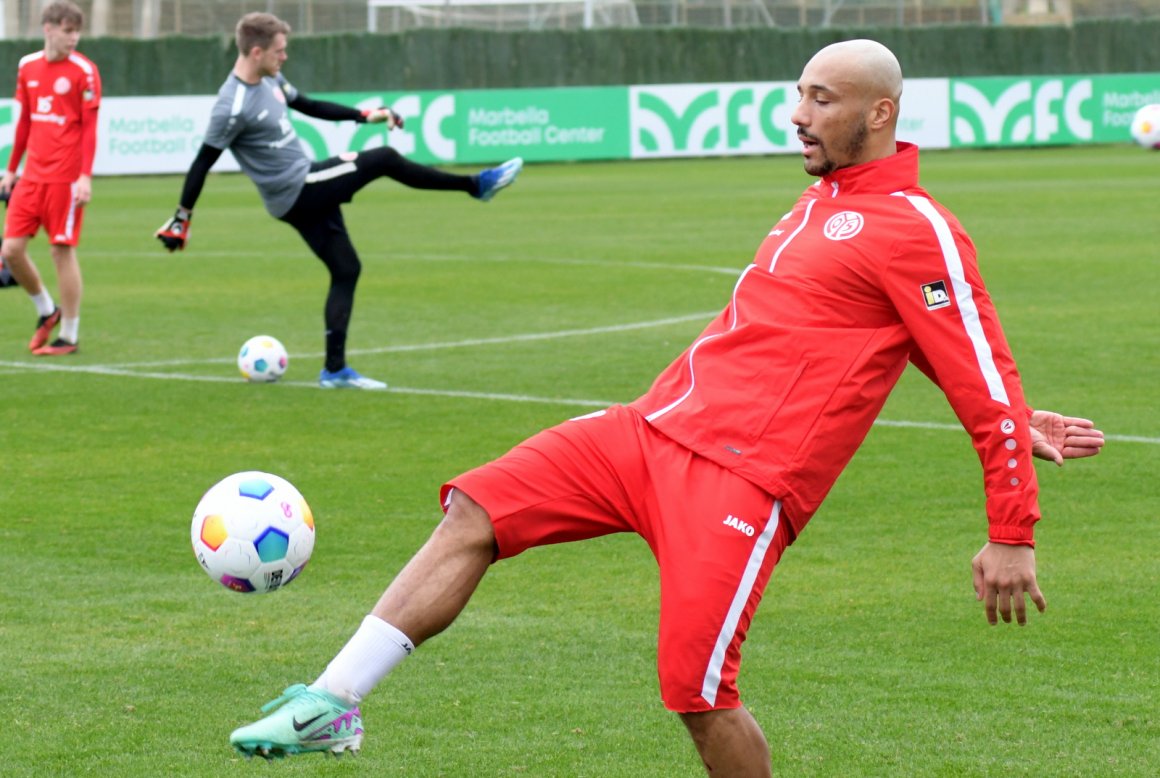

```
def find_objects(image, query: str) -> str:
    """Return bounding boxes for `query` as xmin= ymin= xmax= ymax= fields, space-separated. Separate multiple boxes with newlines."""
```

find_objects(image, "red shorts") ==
xmin=443 ymin=404 xmax=792 ymax=713
xmin=4 ymin=180 xmax=85 ymax=246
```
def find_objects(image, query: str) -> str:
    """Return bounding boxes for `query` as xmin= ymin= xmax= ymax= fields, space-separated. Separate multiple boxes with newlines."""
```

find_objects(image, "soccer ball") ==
xmin=191 ymin=471 xmax=315 ymax=593
xmin=238 ymin=335 xmax=288 ymax=382
xmin=1129 ymin=104 xmax=1160 ymax=149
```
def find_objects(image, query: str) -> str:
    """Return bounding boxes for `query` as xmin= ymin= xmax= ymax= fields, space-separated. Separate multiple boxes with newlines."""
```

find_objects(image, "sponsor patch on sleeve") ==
xmin=921 ymin=280 xmax=951 ymax=310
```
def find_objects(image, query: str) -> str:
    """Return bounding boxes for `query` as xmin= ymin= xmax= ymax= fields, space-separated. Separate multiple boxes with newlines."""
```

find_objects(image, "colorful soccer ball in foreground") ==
xmin=191 ymin=471 xmax=315 ymax=593
xmin=237 ymin=335 xmax=289 ymax=382
xmin=1129 ymin=104 xmax=1160 ymax=149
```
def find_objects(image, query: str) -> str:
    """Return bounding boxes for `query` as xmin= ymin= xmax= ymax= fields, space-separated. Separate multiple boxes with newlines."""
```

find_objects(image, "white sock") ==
xmin=31 ymin=289 xmax=55 ymax=317
xmin=310 ymin=615 xmax=414 ymax=705
xmin=60 ymin=317 xmax=79 ymax=343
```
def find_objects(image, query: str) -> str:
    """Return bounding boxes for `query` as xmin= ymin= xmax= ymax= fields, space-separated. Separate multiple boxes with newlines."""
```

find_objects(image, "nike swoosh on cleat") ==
xmin=292 ymin=713 xmax=326 ymax=731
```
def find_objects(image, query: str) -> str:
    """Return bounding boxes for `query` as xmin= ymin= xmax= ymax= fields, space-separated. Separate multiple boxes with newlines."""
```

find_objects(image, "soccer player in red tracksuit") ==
xmin=228 ymin=39 xmax=1105 ymax=775
xmin=0 ymin=1 xmax=100 ymax=356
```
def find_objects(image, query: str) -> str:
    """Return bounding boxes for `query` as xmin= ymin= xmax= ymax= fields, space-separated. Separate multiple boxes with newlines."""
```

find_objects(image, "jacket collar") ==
xmin=817 ymin=142 xmax=920 ymax=196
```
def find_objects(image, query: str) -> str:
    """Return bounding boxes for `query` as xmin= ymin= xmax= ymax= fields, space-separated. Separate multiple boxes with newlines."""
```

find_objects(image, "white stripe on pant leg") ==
xmin=700 ymin=500 xmax=781 ymax=707
xmin=305 ymin=161 xmax=358 ymax=184
xmin=64 ymin=183 xmax=77 ymax=239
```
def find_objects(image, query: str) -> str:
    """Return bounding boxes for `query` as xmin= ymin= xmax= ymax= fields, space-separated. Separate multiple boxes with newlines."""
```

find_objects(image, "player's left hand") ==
xmin=972 ymin=542 xmax=1045 ymax=626
xmin=74 ymin=174 xmax=92 ymax=206
xmin=362 ymin=108 xmax=403 ymax=129
xmin=1029 ymin=410 xmax=1105 ymax=465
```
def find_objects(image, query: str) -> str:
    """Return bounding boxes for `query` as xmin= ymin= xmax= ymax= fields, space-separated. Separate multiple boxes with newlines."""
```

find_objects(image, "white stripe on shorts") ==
xmin=64 ymin=183 xmax=78 ymax=239
xmin=700 ymin=499 xmax=781 ymax=707
xmin=305 ymin=161 xmax=358 ymax=184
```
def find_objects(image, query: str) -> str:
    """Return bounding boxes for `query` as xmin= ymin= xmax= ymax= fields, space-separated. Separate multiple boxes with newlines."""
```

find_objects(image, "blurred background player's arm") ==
xmin=156 ymin=143 xmax=223 ymax=251
xmin=74 ymin=91 xmax=99 ymax=205
xmin=289 ymin=93 xmax=402 ymax=127
xmin=0 ymin=74 xmax=31 ymax=198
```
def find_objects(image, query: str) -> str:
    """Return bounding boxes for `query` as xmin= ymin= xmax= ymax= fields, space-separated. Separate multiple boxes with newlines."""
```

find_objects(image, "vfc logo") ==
xmin=922 ymin=280 xmax=951 ymax=310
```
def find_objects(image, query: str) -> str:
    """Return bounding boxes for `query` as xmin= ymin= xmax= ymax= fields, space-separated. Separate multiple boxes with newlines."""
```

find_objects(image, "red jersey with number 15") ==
xmin=9 ymin=50 xmax=101 ymax=183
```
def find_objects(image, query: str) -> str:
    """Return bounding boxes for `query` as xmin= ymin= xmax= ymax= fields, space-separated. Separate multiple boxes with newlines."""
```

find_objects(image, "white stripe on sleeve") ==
xmin=229 ymin=82 xmax=246 ymax=117
xmin=904 ymin=195 xmax=1010 ymax=406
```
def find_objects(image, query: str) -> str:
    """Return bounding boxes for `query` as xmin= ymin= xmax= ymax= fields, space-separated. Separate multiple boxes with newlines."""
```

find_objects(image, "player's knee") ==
xmin=375 ymin=145 xmax=403 ymax=164
xmin=679 ymin=707 xmax=771 ymax=773
xmin=328 ymin=256 xmax=361 ymax=286
xmin=49 ymin=246 xmax=79 ymax=266
xmin=678 ymin=709 xmax=719 ymax=742
xmin=361 ymin=145 xmax=404 ymax=174
xmin=441 ymin=490 xmax=497 ymax=555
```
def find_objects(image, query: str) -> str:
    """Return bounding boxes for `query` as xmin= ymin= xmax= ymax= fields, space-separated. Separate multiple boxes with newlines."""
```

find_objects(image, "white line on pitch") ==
xmin=349 ymin=311 xmax=720 ymax=358
xmin=0 ymin=359 xmax=1151 ymax=446
xmin=86 ymin=250 xmax=746 ymax=278
xmin=8 ymin=311 xmax=719 ymax=370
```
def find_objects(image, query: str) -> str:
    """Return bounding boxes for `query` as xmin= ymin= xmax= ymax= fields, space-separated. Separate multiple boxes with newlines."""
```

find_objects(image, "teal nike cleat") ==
xmin=230 ymin=684 xmax=363 ymax=759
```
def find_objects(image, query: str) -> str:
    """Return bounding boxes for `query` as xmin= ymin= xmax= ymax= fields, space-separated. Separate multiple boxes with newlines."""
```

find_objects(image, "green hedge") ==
xmin=0 ymin=19 xmax=1157 ymax=96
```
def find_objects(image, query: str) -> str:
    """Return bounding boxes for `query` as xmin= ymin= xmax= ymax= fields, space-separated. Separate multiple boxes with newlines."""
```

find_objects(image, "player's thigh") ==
xmin=284 ymin=209 xmax=360 ymax=277
xmin=444 ymin=408 xmax=645 ymax=560
xmin=300 ymin=152 xmax=379 ymax=206
xmin=650 ymin=461 xmax=789 ymax=713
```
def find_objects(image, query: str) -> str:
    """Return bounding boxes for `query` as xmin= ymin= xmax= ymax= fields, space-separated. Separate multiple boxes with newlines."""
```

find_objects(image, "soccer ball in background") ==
xmin=238 ymin=335 xmax=288 ymax=382
xmin=191 ymin=471 xmax=315 ymax=593
xmin=1129 ymin=104 xmax=1160 ymax=149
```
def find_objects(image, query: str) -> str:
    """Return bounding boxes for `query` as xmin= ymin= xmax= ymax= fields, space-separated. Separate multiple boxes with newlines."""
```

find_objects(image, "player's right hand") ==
xmin=156 ymin=207 xmax=192 ymax=252
xmin=972 ymin=542 xmax=1045 ymax=626
xmin=363 ymin=107 xmax=404 ymax=129
xmin=0 ymin=171 xmax=16 ymax=202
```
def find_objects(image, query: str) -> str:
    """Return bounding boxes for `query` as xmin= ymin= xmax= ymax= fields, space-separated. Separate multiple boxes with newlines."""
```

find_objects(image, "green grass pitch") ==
xmin=1 ymin=146 xmax=1157 ymax=776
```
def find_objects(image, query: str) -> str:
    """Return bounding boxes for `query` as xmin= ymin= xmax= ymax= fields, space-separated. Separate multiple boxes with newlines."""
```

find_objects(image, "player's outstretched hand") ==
xmin=363 ymin=107 xmax=403 ymax=129
xmin=972 ymin=542 xmax=1045 ymax=626
xmin=1029 ymin=410 xmax=1105 ymax=465
xmin=156 ymin=207 xmax=192 ymax=252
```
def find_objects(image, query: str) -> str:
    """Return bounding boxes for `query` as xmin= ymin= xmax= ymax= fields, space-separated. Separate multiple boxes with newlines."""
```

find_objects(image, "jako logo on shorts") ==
xmin=723 ymin=514 xmax=756 ymax=537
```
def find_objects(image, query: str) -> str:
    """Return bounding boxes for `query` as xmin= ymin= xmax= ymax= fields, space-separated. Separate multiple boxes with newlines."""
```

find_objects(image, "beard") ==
xmin=804 ymin=119 xmax=869 ymax=177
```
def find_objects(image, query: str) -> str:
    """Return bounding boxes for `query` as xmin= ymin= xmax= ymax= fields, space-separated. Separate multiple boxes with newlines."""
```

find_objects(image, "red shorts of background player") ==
xmin=443 ymin=404 xmax=794 ymax=713
xmin=3 ymin=180 xmax=85 ymax=246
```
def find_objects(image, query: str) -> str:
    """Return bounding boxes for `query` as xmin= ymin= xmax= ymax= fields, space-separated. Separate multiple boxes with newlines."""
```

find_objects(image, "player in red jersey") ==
xmin=227 ymin=41 xmax=1105 ymax=775
xmin=0 ymin=0 xmax=100 ymax=356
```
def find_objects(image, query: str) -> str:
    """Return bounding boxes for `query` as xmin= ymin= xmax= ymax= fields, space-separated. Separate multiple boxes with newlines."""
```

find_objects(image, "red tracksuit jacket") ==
xmin=632 ymin=143 xmax=1040 ymax=545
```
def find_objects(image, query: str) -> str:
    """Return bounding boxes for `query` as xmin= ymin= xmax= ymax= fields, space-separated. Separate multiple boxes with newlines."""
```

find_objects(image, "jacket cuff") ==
xmin=987 ymin=524 xmax=1036 ymax=547
xmin=986 ymin=491 xmax=1040 ymax=546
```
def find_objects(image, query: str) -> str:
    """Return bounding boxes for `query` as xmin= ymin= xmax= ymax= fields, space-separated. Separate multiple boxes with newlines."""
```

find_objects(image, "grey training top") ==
xmin=203 ymin=72 xmax=310 ymax=218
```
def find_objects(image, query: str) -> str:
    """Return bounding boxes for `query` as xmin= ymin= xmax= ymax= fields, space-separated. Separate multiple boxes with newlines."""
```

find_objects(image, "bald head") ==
xmin=807 ymin=39 xmax=903 ymax=107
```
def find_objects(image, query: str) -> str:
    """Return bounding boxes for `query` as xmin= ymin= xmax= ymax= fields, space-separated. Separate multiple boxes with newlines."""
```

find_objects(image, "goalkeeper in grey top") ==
xmin=156 ymin=12 xmax=523 ymax=390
